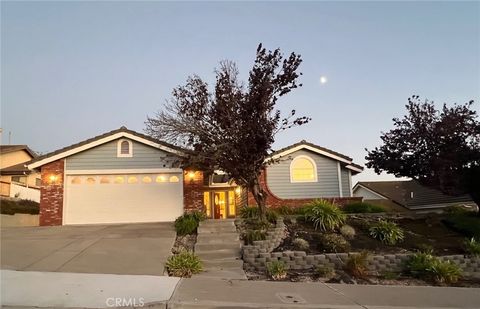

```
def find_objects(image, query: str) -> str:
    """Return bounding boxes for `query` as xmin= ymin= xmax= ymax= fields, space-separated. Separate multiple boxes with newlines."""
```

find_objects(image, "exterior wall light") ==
xmin=48 ymin=175 xmax=59 ymax=184
xmin=187 ymin=171 xmax=196 ymax=180
xmin=235 ymin=187 xmax=242 ymax=195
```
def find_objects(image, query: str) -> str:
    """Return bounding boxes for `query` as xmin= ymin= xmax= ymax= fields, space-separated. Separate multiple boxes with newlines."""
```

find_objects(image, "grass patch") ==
xmin=0 ymin=199 xmax=39 ymax=215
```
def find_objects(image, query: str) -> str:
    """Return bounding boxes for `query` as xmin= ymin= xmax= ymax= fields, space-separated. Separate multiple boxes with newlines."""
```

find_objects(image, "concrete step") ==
xmin=197 ymin=226 xmax=237 ymax=234
xmin=195 ymin=242 xmax=241 ymax=251
xmin=196 ymin=268 xmax=247 ymax=280
xmin=196 ymin=249 xmax=241 ymax=260
xmin=199 ymin=220 xmax=235 ymax=227
xmin=196 ymin=234 xmax=239 ymax=244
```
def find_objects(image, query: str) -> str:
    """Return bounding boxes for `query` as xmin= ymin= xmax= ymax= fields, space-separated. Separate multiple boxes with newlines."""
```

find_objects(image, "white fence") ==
xmin=9 ymin=183 xmax=40 ymax=202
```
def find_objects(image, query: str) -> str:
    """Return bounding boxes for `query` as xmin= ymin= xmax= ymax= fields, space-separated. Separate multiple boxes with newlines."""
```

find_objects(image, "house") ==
xmin=0 ymin=145 xmax=41 ymax=201
xmin=353 ymin=180 xmax=478 ymax=213
xmin=27 ymin=127 xmax=363 ymax=226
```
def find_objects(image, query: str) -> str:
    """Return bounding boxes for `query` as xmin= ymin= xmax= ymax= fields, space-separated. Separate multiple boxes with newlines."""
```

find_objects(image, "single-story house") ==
xmin=0 ymin=145 xmax=41 ymax=201
xmin=27 ymin=127 xmax=363 ymax=226
xmin=353 ymin=180 xmax=478 ymax=213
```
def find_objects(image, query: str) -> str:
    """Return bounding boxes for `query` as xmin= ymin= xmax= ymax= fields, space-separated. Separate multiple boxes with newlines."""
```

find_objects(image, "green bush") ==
xmin=340 ymin=224 xmax=356 ymax=239
xmin=266 ymin=260 xmax=288 ymax=280
xmin=344 ymin=251 xmax=369 ymax=278
xmin=405 ymin=252 xmax=462 ymax=284
xmin=464 ymin=237 xmax=480 ymax=256
xmin=174 ymin=211 xmax=206 ymax=235
xmin=243 ymin=230 xmax=267 ymax=245
xmin=292 ymin=238 xmax=310 ymax=251
xmin=303 ymin=199 xmax=346 ymax=231
xmin=165 ymin=250 xmax=202 ymax=277
xmin=343 ymin=202 xmax=385 ymax=213
xmin=443 ymin=213 xmax=480 ymax=238
xmin=316 ymin=265 xmax=335 ymax=278
xmin=369 ymin=220 xmax=405 ymax=245
xmin=240 ymin=206 xmax=278 ymax=224
xmin=0 ymin=199 xmax=39 ymax=215
xmin=319 ymin=233 xmax=350 ymax=253
xmin=274 ymin=205 xmax=294 ymax=216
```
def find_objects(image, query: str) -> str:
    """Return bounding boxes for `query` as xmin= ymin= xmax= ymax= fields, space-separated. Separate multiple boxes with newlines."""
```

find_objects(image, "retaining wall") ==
xmin=242 ymin=219 xmax=480 ymax=277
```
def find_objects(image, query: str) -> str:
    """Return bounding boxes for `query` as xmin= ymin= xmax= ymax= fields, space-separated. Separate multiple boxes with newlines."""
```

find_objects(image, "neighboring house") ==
xmin=0 ymin=145 xmax=41 ymax=201
xmin=27 ymin=127 xmax=363 ymax=226
xmin=353 ymin=180 xmax=478 ymax=213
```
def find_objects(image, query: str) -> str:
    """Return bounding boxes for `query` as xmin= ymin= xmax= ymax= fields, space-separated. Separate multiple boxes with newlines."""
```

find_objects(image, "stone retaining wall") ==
xmin=242 ymin=219 xmax=480 ymax=277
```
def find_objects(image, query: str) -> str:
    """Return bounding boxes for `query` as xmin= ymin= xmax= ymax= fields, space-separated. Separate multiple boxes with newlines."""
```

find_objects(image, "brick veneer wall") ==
xmin=247 ymin=169 xmax=362 ymax=208
xmin=39 ymin=159 xmax=64 ymax=226
xmin=183 ymin=171 xmax=204 ymax=213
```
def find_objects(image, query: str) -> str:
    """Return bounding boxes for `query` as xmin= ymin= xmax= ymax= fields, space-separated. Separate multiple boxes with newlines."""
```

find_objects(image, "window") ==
xmin=290 ymin=155 xmax=317 ymax=182
xmin=86 ymin=177 xmax=96 ymax=184
xmin=35 ymin=178 xmax=42 ymax=187
xmin=100 ymin=177 xmax=110 ymax=184
xmin=169 ymin=175 xmax=180 ymax=183
xmin=128 ymin=176 xmax=138 ymax=184
xmin=71 ymin=177 xmax=81 ymax=185
xmin=117 ymin=139 xmax=133 ymax=157
xmin=142 ymin=176 xmax=152 ymax=183
xmin=156 ymin=175 xmax=167 ymax=183
xmin=114 ymin=176 xmax=125 ymax=184
xmin=11 ymin=176 xmax=27 ymax=184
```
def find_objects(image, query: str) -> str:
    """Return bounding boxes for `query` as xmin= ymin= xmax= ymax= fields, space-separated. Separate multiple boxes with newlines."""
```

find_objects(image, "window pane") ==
xmin=35 ymin=178 xmax=42 ymax=187
xmin=228 ymin=191 xmax=236 ymax=217
xmin=86 ymin=177 xmax=96 ymax=184
xmin=291 ymin=158 xmax=315 ymax=181
xmin=71 ymin=177 xmax=81 ymax=185
xmin=114 ymin=176 xmax=125 ymax=184
xmin=142 ymin=176 xmax=152 ymax=183
xmin=100 ymin=177 xmax=110 ymax=184
xmin=128 ymin=176 xmax=138 ymax=184
xmin=204 ymin=192 xmax=211 ymax=217
xmin=156 ymin=175 xmax=166 ymax=183
xmin=120 ymin=141 xmax=130 ymax=154
xmin=169 ymin=175 xmax=179 ymax=183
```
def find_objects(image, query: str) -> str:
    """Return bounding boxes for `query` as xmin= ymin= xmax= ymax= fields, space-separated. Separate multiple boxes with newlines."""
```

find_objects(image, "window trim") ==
xmin=117 ymin=139 xmax=133 ymax=158
xmin=289 ymin=155 xmax=318 ymax=183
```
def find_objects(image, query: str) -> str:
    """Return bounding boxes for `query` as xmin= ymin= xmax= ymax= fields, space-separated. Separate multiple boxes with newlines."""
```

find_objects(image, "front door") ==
xmin=203 ymin=190 xmax=236 ymax=219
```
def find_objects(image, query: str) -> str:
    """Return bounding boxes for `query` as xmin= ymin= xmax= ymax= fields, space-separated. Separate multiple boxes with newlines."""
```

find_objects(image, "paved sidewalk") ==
xmin=169 ymin=277 xmax=480 ymax=308
xmin=1 ymin=270 xmax=180 ymax=308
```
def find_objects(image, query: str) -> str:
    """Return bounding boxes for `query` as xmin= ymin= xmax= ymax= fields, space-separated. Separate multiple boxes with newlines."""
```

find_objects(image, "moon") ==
xmin=319 ymin=76 xmax=328 ymax=84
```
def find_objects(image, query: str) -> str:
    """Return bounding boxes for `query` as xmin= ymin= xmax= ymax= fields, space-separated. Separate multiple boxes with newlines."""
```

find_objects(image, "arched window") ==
xmin=117 ymin=139 xmax=133 ymax=157
xmin=290 ymin=155 xmax=317 ymax=182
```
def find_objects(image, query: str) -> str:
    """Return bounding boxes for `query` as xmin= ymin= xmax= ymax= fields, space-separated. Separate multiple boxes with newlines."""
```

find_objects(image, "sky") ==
xmin=1 ymin=1 xmax=479 ymax=184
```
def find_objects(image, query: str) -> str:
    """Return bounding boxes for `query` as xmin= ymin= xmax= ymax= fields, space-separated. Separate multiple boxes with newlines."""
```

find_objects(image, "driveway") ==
xmin=0 ymin=223 xmax=176 ymax=276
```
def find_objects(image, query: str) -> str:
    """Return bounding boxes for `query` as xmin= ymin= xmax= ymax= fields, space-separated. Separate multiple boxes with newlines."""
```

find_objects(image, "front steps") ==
xmin=194 ymin=219 xmax=246 ymax=280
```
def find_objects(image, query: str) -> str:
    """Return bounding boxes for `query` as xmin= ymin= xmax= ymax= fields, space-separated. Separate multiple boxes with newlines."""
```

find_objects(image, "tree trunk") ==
xmin=250 ymin=176 xmax=267 ymax=221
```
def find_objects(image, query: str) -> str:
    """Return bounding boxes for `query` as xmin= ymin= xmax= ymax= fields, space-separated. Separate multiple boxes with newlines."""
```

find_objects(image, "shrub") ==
xmin=340 ymin=224 xmax=356 ymax=239
xmin=428 ymin=260 xmax=462 ymax=284
xmin=319 ymin=233 xmax=350 ymax=253
xmin=316 ymin=265 xmax=335 ymax=278
xmin=303 ymin=199 xmax=346 ymax=231
xmin=443 ymin=213 xmax=480 ymax=238
xmin=0 ymin=199 xmax=39 ymax=215
xmin=266 ymin=260 xmax=288 ymax=280
xmin=344 ymin=251 xmax=369 ymax=278
xmin=292 ymin=238 xmax=310 ymax=251
xmin=174 ymin=211 xmax=206 ymax=235
xmin=275 ymin=205 xmax=294 ymax=216
xmin=405 ymin=252 xmax=462 ymax=284
xmin=369 ymin=220 xmax=405 ymax=245
xmin=240 ymin=206 xmax=278 ymax=224
xmin=464 ymin=237 xmax=480 ymax=256
xmin=343 ymin=202 xmax=386 ymax=213
xmin=243 ymin=230 xmax=267 ymax=245
xmin=165 ymin=250 xmax=202 ymax=277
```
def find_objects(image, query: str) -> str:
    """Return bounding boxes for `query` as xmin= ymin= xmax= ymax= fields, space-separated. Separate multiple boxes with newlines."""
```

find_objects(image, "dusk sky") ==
xmin=1 ymin=1 xmax=479 ymax=183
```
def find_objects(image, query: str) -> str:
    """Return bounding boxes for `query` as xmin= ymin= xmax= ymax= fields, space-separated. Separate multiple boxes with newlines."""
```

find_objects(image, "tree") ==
xmin=365 ymin=95 xmax=480 ymax=205
xmin=145 ymin=44 xmax=310 ymax=219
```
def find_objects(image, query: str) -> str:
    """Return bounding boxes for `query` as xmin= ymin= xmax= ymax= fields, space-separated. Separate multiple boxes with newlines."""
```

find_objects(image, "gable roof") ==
xmin=27 ymin=127 xmax=187 ymax=170
xmin=268 ymin=140 xmax=363 ymax=174
xmin=354 ymin=180 xmax=475 ymax=210
xmin=0 ymin=145 xmax=37 ymax=158
xmin=0 ymin=162 xmax=32 ymax=175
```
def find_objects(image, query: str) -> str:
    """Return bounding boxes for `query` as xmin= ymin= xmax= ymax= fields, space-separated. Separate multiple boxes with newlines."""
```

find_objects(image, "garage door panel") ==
xmin=65 ymin=173 xmax=183 ymax=225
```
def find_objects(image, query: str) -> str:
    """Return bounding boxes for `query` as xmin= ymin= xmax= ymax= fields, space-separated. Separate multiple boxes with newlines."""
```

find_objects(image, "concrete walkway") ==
xmin=194 ymin=219 xmax=247 ymax=279
xmin=1 ymin=270 xmax=180 ymax=308
xmin=2 ymin=271 xmax=480 ymax=308
xmin=1 ymin=223 xmax=176 ymax=275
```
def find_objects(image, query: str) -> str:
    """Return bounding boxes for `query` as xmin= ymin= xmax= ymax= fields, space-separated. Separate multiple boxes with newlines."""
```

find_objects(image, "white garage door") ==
xmin=64 ymin=172 xmax=183 ymax=225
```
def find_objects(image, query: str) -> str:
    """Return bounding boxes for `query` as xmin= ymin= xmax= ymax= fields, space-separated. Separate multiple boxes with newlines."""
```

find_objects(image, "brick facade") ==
xmin=183 ymin=171 xmax=205 ymax=213
xmin=247 ymin=169 xmax=362 ymax=209
xmin=39 ymin=159 xmax=64 ymax=226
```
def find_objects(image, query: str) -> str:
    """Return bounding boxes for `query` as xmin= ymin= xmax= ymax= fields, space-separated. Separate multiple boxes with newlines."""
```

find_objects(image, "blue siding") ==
xmin=65 ymin=138 xmax=180 ymax=170
xmin=266 ymin=149 xmax=347 ymax=199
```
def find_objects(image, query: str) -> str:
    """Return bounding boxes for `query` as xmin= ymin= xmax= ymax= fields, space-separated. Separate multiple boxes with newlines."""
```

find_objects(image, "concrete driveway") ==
xmin=1 ymin=223 xmax=176 ymax=276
